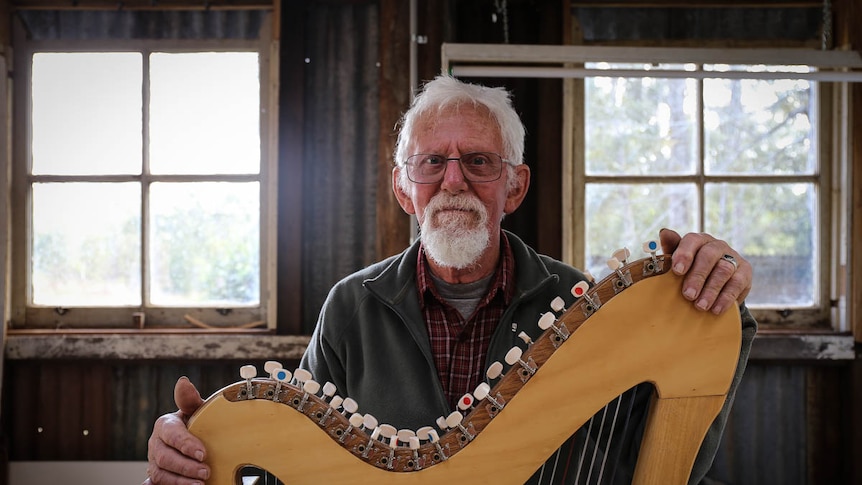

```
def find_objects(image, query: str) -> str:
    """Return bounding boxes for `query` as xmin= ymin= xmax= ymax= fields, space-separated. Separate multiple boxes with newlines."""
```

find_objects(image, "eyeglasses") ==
xmin=403 ymin=152 xmax=510 ymax=184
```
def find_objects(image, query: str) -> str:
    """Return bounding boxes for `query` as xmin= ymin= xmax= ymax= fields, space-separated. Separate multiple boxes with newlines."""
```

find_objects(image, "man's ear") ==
xmin=392 ymin=166 xmax=416 ymax=215
xmin=504 ymin=164 xmax=531 ymax=215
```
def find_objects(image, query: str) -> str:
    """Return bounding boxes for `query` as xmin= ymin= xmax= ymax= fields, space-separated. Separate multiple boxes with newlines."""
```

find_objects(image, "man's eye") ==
xmin=423 ymin=156 xmax=444 ymax=165
xmin=465 ymin=154 xmax=489 ymax=166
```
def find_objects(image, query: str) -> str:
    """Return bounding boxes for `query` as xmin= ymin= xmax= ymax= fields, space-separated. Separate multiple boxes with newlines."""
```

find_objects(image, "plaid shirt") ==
xmin=416 ymin=234 xmax=516 ymax=409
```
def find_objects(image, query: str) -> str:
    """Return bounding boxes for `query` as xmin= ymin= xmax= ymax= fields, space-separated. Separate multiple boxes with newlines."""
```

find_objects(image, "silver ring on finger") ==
xmin=720 ymin=254 xmax=738 ymax=272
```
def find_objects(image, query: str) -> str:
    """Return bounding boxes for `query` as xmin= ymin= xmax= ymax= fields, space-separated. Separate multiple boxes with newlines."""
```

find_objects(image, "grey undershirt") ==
xmin=430 ymin=272 xmax=494 ymax=319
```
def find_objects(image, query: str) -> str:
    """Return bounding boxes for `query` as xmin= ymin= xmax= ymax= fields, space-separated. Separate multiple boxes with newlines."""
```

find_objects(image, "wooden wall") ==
xmin=2 ymin=1 xmax=861 ymax=485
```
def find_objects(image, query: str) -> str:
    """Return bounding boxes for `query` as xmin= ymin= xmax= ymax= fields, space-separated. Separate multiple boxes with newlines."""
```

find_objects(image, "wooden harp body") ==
xmin=189 ymin=255 xmax=742 ymax=484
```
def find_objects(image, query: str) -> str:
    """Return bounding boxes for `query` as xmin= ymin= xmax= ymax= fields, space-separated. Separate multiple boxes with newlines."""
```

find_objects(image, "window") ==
xmin=579 ymin=63 xmax=825 ymax=326
xmin=441 ymin=44 xmax=860 ymax=331
xmin=11 ymin=13 xmax=278 ymax=329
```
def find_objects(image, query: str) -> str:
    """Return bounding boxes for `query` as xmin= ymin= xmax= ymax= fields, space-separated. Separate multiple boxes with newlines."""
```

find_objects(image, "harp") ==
xmin=188 ymin=249 xmax=742 ymax=484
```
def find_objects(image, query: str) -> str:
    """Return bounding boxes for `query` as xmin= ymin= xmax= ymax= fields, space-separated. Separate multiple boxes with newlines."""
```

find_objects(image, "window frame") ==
xmin=441 ymin=43 xmax=862 ymax=333
xmin=10 ymin=17 xmax=280 ymax=330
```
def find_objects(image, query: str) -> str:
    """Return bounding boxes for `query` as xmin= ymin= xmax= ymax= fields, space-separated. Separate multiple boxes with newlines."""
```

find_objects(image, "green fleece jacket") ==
xmin=300 ymin=231 xmax=756 ymax=484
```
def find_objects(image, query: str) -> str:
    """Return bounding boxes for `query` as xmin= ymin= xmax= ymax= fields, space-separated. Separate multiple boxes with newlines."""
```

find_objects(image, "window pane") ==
xmin=705 ymin=182 xmax=816 ymax=308
xmin=585 ymin=183 xmax=697 ymax=279
xmin=585 ymin=64 xmax=698 ymax=176
xmin=149 ymin=52 xmax=260 ymax=175
xmin=31 ymin=53 xmax=143 ymax=175
xmin=32 ymin=183 xmax=141 ymax=306
xmin=150 ymin=182 xmax=259 ymax=306
xmin=704 ymin=67 xmax=815 ymax=175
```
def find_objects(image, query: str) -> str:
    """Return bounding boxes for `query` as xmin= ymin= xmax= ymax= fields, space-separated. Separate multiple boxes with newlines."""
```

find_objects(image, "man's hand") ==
xmin=143 ymin=377 xmax=209 ymax=485
xmin=659 ymin=228 xmax=752 ymax=315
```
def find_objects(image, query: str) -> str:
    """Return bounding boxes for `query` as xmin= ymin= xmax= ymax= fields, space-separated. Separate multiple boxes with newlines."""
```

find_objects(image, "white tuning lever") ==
xmin=341 ymin=397 xmax=359 ymax=416
xmin=319 ymin=394 xmax=343 ymax=425
xmin=445 ymin=411 xmax=475 ymax=442
xmin=571 ymin=280 xmax=601 ymax=315
xmin=607 ymin=256 xmax=623 ymax=271
xmin=270 ymin=368 xmax=291 ymax=402
xmin=571 ymin=280 xmax=590 ymax=298
xmin=264 ymin=360 xmax=282 ymax=376
xmin=643 ymin=240 xmax=659 ymax=254
xmin=473 ymin=382 xmax=505 ymax=411
xmin=613 ymin=247 xmax=631 ymax=264
xmin=378 ymin=424 xmax=397 ymax=441
xmin=417 ymin=426 xmax=447 ymax=461
xmin=292 ymin=368 xmax=313 ymax=386
xmin=273 ymin=368 xmax=292 ymax=383
xmin=457 ymin=393 xmax=475 ymax=411
xmin=297 ymin=379 xmax=320 ymax=412
xmin=239 ymin=365 xmax=257 ymax=399
xmin=322 ymin=381 xmax=337 ymax=400
xmin=518 ymin=331 xmax=534 ymax=345
xmin=239 ymin=365 xmax=257 ymax=380
xmin=486 ymin=361 xmax=504 ymax=380
xmin=398 ymin=429 xmax=416 ymax=445
xmin=363 ymin=414 xmax=379 ymax=431
xmin=550 ymin=296 xmax=565 ymax=313
xmin=436 ymin=416 xmax=448 ymax=431
xmin=537 ymin=311 xmax=570 ymax=345
xmin=340 ymin=412 xmax=365 ymax=443
xmin=583 ymin=269 xmax=595 ymax=283
xmin=505 ymin=346 xmax=537 ymax=378
xmin=538 ymin=312 xmax=555 ymax=330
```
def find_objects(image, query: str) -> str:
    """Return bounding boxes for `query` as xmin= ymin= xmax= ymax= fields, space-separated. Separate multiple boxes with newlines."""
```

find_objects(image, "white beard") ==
xmin=420 ymin=192 xmax=490 ymax=270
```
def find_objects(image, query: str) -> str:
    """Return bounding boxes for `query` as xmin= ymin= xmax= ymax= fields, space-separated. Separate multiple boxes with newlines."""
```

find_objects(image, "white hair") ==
xmin=393 ymin=75 xmax=526 ymax=192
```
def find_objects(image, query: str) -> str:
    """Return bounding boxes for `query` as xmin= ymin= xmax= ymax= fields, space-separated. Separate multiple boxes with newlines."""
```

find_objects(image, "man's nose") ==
xmin=440 ymin=159 xmax=468 ymax=189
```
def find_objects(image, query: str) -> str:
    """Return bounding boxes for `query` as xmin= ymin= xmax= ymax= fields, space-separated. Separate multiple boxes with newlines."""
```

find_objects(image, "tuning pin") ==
xmin=613 ymin=247 xmax=631 ymax=264
xmin=264 ymin=360 xmax=282 ymax=377
xmin=382 ymin=434 xmax=399 ymax=470
xmin=297 ymin=379 xmax=320 ymax=412
xmin=457 ymin=393 xmax=475 ymax=412
xmin=486 ymin=361 xmax=504 ymax=381
xmin=408 ymin=436 xmax=422 ymax=470
xmin=271 ymin=367 xmax=292 ymax=401
xmin=536 ymin=312 xmax=569 ymax=346
xmin=505 ymin=346 xmax=537 ymax=379
xmin=473 ymin=382 xmax=505 ymax=414
xmin=239 ymin=365 xmax=257 ymax=399
xmin=607 ymin=255 xmax=633 ymax=290
xmin=549 ymin=296 xmax=566 ymax=313
xmin=518 ymin=331 xmax=534 ymax=346
xmin=642 ymin=239 xmax=662 ymax=274
xmin=571 ymin=280 xmax=601 ymax=316
xmin=319 ymin=394 xmax=343 ymax=425
xmin=340 ymin=412 xmax=365 ymax=443
xmin=417 ymin=426 xmax=447 ymax=461
xmin=444 ymin=411 xmax=475 ymax=442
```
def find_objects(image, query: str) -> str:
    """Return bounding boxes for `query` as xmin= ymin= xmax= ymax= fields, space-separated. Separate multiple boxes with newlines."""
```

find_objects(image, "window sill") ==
xmin=4 ymin=329 xmax=311 ymax=361
xmin=4 ymin=329 xmax=856 ymax=362
xmin=750 ymin=330 xmax=857 ymax=361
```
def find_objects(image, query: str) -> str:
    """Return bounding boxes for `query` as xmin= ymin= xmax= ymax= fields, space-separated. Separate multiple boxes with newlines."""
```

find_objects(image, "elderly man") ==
xmin=145 ymin=75 xmax=756 ymax=485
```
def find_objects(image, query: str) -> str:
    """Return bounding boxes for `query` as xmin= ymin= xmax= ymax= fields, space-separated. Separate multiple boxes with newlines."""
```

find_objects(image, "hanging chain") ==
xmin=493 ymin=0 xmax=510 ymax=44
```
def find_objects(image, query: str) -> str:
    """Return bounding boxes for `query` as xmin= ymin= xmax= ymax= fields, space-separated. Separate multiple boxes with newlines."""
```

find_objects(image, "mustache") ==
xmin=425 ymin=193 xmax=486 ymax=216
